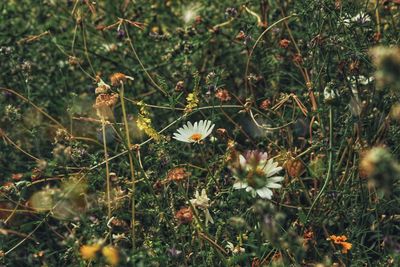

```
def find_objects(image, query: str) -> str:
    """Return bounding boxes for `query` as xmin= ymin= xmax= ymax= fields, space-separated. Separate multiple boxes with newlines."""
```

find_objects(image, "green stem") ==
xmin=101 ymin=119 xmax=112 ymax=241
xmin=119 ymin=82 xmax=136 ymax=252
xmin=306 ymin=106 xmax=333 ymax=221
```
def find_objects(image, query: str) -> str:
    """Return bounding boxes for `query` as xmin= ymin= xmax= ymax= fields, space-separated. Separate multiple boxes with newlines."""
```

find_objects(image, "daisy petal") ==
xmin=256 ymin=187 xmax=273 ymax=199
xmin=266 ymin=182 xmax=282 ymax=189
xmin=233 ymin=181 xmax=248 ymax=189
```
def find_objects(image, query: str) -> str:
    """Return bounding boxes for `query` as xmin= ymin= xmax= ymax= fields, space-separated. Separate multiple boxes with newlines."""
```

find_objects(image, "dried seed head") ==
xmin=94 ymin=93 xmax=119 ymax=109
xmin=175 ymin=207 xmax=193 ymax=224
xmin=93 ymin=93 xmax=119 ymax=120
xmin=285 ymin=157 xmax=305 ymax=177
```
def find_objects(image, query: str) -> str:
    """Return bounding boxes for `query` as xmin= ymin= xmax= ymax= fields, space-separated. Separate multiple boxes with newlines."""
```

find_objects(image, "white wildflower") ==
xmin=190 ymin=189 xmax=214 ymax=226
xmin=173 ymin=120 xmax=215 ymax=143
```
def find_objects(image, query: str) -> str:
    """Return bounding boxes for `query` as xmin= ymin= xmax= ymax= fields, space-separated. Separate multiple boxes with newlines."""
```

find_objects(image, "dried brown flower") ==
xmin=110 ymin=72 xmax=133 ymax=86
xmin=215 ymin=89 xmax=231 ymax=102
xmin=68 ymin=56 xmax=81 ymax=66
xmin=153 ymin=180 xmax=163 ymax=191
xmin=94 ymin=93 xmax=119 ymax=109
xmin=259 ymin=99 xmax=271 ymax=110
xmin=195 ymin=15 xmax=202 ymax=24
xmin=167 ymin=167 xmax=188 ymax=182
xmin=279 ymin=39 xmax=291 ymax=48
xmin=292 ymin=54 xmax=303 ymax=64
xmin=109 ymin=217 xmax=129 ymax=230
xmin=285 ymin=157 xmax=305 ymax=177
xmin=12 ymin=173 xmax=23 ymax=181
xmin=175 ymin=207 xmax=193 ymax=224
xmin=303 ymin=229 xmax=314 ymax=240
xmin=95 ymin=84 xmax=109 ymax=94
xmin=93 ymin=93 xmax=119 ymax=120
xmin=302 ymin=229 xmax=316 ymax=249
xmin=349 ymin=60 xmax=360 ymax=74
xmin=175 ymin=81 xmax=184 ymax=92
xmin=335 ymin=0 xmax=342 ymax=9
xmin=216 ymin=128 xmax=227 ymax=137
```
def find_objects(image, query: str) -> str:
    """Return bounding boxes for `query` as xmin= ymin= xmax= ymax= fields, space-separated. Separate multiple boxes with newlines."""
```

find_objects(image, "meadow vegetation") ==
xmin=1 ymin=0 xmax=400 ymax=266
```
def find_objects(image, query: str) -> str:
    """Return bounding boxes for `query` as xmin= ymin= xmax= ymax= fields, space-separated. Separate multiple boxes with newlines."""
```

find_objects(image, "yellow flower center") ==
xmin=189 ymin=133 xmax=202 ymax=141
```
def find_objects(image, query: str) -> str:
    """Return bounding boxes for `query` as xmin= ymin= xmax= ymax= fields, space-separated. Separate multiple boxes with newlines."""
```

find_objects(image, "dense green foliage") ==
xmin=1 ymin=0 xmax=400 ymax=266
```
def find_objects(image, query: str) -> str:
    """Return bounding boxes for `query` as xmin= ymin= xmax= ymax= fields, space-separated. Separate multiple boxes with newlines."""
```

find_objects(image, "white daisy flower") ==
xmin=173 ymin=120 xmax=215 ymax=143
xmin=231 ymin=151 xmax=283 ymax=199
xmin=343 ymin=12 xmax=371 ymax=26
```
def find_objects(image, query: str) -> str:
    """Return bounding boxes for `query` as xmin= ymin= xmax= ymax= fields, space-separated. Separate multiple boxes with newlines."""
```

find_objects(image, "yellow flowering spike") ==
xmin=102 ymin=246 xmax=119 ymax=266
xmin=80 ymin=244 xmax=101 ymax=260
xmin=184 ymin=92 xmax=199 ymax=113
xmin=136 ymin=101 xmax=161 ymax=141
xmin=184 ymin=71 xmax=200 ymax=113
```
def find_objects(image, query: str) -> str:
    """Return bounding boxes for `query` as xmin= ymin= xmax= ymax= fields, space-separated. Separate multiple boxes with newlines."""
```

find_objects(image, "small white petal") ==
xmin=268 ymin=176 xmax=284 ymax=182
xmin=256 ymin=187 xmax=273 ymax=199
xmin=239 ymin=155 xmax=246 ymax=168
xmin=206 ymin=123 xmax=215 ymax=137
xmin=233 ymin=181 xmax=248 ymax=189
xmin=245 ymin=186 xmax=254 ymax=192
xmin=266 ymin=182 xmax=282 ymax=189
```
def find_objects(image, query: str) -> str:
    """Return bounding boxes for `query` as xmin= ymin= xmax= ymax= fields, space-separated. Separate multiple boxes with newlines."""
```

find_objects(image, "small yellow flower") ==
xmin=102 ymin=246 xmax=119 ymax=266
xmin=80 ymin=244 xmax=101 ymax=260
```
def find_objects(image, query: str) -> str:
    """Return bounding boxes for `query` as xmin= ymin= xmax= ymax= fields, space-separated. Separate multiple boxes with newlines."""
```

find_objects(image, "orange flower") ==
xmin=328 ymin=235 xmax=352 ymax=254
xmin=341 ymin=242 xmax=352 ymax=254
